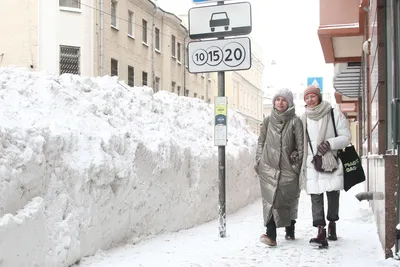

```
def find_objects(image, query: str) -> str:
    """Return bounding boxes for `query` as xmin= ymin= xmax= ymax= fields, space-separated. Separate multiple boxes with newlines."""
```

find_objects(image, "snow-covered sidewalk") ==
xmin=75 ymin=184 xmax=400 ymax=267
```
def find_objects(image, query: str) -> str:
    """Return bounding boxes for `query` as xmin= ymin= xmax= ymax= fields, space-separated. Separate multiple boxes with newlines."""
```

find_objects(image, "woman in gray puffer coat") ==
xmin=255 ymin=88 xmax=304 ymax=247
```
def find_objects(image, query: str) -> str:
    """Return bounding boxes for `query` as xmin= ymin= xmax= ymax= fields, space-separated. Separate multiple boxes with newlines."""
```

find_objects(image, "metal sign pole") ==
xmin=217 ymin=0 xmax=226 ymax=238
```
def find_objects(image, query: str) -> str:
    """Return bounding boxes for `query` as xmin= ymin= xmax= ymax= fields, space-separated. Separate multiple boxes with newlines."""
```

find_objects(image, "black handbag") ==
xmin=331 ymin=110 xmax=366 ymax=191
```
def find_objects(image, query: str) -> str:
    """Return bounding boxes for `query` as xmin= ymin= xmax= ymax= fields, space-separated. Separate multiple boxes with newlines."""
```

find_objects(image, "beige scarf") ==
xmin=299 ymin=101 xmax=338 ymax=190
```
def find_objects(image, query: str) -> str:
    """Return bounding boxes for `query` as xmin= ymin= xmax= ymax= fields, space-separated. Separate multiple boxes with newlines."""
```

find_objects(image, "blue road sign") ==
xmin=307 ymin=77 xmax=323 ymax=92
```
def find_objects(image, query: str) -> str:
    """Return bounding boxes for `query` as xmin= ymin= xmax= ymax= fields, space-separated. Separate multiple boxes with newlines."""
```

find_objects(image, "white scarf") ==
xmin=299 ymin=101 xmax=338 ymax=190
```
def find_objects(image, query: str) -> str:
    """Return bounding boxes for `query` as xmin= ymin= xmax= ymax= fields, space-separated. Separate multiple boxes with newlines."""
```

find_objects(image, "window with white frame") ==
xmin=142 ymin=19 xmax=148 ymax=44
xmin=128 ymin=11 xmax=135 ymax=37
xmin=177 ymin=42 xmax=181 ymax=62
xmin=171 ymin=35 xmax=176 ymax=57
xmin=128 ymin=66 xmax=134 ymax=86
xmin=59 ymin=0 xmax=80 ymax=9
xmin=155 ymin=27 xmax=160 ymax=51
xmin=59 ymin=45 xmax=80 ymax=75
xmin=111 ymin=1 xmax=117 ymax=28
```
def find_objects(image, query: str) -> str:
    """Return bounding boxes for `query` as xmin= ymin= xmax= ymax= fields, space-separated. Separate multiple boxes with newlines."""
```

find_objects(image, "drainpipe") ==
xmin=393 ymin=0 xmax=400 ymax=256
xmin=151 ymin=2 xmax=158 ymax=91
xmin=99 ymin=0 xmax=104 ymax=76
xmin=184 ymin=33 xmax=188 ymax=97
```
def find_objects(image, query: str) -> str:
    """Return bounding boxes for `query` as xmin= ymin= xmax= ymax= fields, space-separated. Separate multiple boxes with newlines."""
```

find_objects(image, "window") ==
xmin=184 ymin=89 xmax=189 ymax=97
xmin=171 ymin=35 xmax=176 ymax=57
xmin=128 ymin=66 xmax=134 ymax=87
xmin=59 ymin=0 xmax=80 ymax=8
xmin=185 ymin=47 xmax=189 ymax=67
xmin=59 ymin=45 xmax=80 ymax=75
xmin=155 ymin=27 xmax=160 ymax=51
xmin=155 ymin=77 xmax=160 ymax=91
xmin=201 ymin=95 xmax=204 ymax=100
xmin=171 ymin=81 xmax=176 ymax=93
xmin=111 ymin=1 xmax=117 ymax=28
xmin=111 ymin=58 xmax=118 ymax=76
xmin=177 ymin=85 xmax=181 ymax=95
xmin=142 ymin=71 xmax=148 ymax=86
xmin=177 ymin=42 xmax=181 ymax=62
xmin=194 ymin=93 xmax=197 ymax=98
xmin=142 ymin=19 xmax=148 ymax=44
xmin=128 ymin=11 xmax=134 ymax=37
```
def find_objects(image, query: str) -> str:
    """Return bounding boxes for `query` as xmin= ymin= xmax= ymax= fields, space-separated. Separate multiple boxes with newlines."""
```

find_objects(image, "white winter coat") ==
xmin=304 ymin=108 xmax=351 ymax=194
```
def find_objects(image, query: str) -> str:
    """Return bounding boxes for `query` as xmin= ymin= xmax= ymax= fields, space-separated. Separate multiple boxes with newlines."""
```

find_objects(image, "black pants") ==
xmin=311 ymin=191 xmax=340 ymax=227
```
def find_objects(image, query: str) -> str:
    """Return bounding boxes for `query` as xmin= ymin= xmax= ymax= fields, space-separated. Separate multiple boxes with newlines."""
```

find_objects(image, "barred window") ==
xmin=142 ymin=71 xmax=148 ymax=86
xmin=155 ymin=77 xmax=160 ymax=91
xmin=171 ymin=35 xmax=176 ymax=57
xmin=59 ymin=45 xmax=80 ymax=75
xmin=111 ymin=1 xmax=117 ymax=27
xmin=171 ymin=81 xmax=176 ymax=93
xmin=111 ymin=58 xmax=118 ymax=76
xmin=128 ymin=66 xmax=134 ymax=87
xmin=142 ymin=19 xmax=148 ymax=44
xmin=128 ymin=11 xmax=134 ymax=37
xmin=177 ymin=42 xmax=181 ymax=62
xmin=59 ymin=0 xmax=80 ymax=8
xmin=155 ymin=28 xmax=160 ymax=51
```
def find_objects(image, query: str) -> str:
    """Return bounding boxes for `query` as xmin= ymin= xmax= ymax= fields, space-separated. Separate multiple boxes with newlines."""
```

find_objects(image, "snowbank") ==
xmin=0 ymin=68 xmax=260 ymax=267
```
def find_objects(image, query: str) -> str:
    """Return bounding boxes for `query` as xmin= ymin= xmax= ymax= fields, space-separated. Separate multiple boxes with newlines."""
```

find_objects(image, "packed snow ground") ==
xmin=76 ymin=183 xmax=400 ymax=267
xmin=0 ymin=68 xmax=260 ymax=267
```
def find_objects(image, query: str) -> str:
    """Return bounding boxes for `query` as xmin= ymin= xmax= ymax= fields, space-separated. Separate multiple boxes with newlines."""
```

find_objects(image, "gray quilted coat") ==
xmin=256 ymin=107 xmax=304 ymax=228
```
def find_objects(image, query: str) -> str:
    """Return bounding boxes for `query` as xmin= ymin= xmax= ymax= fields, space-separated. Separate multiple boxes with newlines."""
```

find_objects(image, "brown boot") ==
xmin=328 ymin=221 xmax=337 ymax=241
xmin=260 ymin=234 xmax=277 ymax=247
xmin=309 ymin=225 xmax=329 ymax=248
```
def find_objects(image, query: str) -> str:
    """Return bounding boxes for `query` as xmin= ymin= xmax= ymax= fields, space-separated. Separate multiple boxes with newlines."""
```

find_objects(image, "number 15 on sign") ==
xmin=188 ymin=37 xmax=252 ymax=73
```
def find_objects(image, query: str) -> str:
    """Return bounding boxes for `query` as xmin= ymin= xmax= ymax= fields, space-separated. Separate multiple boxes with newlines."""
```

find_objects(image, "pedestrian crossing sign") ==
xmin=307 ymin=77 xmax=323 ymax=92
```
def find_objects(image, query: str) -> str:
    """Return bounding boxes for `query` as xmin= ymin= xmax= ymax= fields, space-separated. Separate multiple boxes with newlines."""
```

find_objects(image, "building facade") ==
xmin=0 ymin=0 xmax=217 ymax=100
xmin=0 ymin=0 xmax=264 ymax=134
xmin=225 ymin=38 xmax=264 ymax=134
xmin=317 ymin=0 xmax=400 ymax=258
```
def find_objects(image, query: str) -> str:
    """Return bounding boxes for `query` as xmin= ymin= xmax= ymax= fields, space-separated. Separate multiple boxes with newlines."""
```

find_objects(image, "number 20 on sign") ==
xmin=188 ymin=37 xmax=252 ymax=73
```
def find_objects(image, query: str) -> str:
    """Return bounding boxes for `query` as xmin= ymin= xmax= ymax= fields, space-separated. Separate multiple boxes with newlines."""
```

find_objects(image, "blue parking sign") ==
xmin=307 ymin=77 xmax=323 ymax=92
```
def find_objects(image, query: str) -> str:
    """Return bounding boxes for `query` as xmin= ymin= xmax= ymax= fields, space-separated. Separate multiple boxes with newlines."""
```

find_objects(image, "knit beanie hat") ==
xmin=304 ymin=85 xmax=322 ymax=100
xmin=272 ymin=88 xmax=294 ymax=107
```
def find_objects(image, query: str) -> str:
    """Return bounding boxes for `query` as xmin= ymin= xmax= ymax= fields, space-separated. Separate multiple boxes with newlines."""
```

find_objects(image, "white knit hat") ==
xmin=272 ymin=88 xmax=294 ymax=107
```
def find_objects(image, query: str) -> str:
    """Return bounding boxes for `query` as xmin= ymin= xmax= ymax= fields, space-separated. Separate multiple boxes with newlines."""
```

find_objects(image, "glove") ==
xmin=290 ymin=150 xmax=300 ymax=164
xmin=317 ymin=141 xmax=331 ymax=155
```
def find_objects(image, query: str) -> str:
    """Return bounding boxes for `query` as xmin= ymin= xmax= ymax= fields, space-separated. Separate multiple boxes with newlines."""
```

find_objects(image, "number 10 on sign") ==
xmin=188 ymin=37 xmax=252 ymax=73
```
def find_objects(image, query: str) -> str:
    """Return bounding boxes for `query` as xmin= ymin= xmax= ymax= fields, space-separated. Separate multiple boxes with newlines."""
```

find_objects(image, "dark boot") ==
xmin=285 ymin=220 xmax=296 ymax=240
xmin=309 ymin=225 xmax=329 ymax=248
xmin=328 ymin=221 xmax=337 ymax=241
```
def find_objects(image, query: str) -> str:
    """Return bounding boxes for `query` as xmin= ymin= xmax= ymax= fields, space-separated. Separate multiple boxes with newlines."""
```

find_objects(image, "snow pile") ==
xmin=0 ymin=67 xmax=260 ymax=267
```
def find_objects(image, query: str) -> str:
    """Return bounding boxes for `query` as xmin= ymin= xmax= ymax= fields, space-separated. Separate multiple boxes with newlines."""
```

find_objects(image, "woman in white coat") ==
xmin=300 ymin=85 xmax=351 ymax=248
